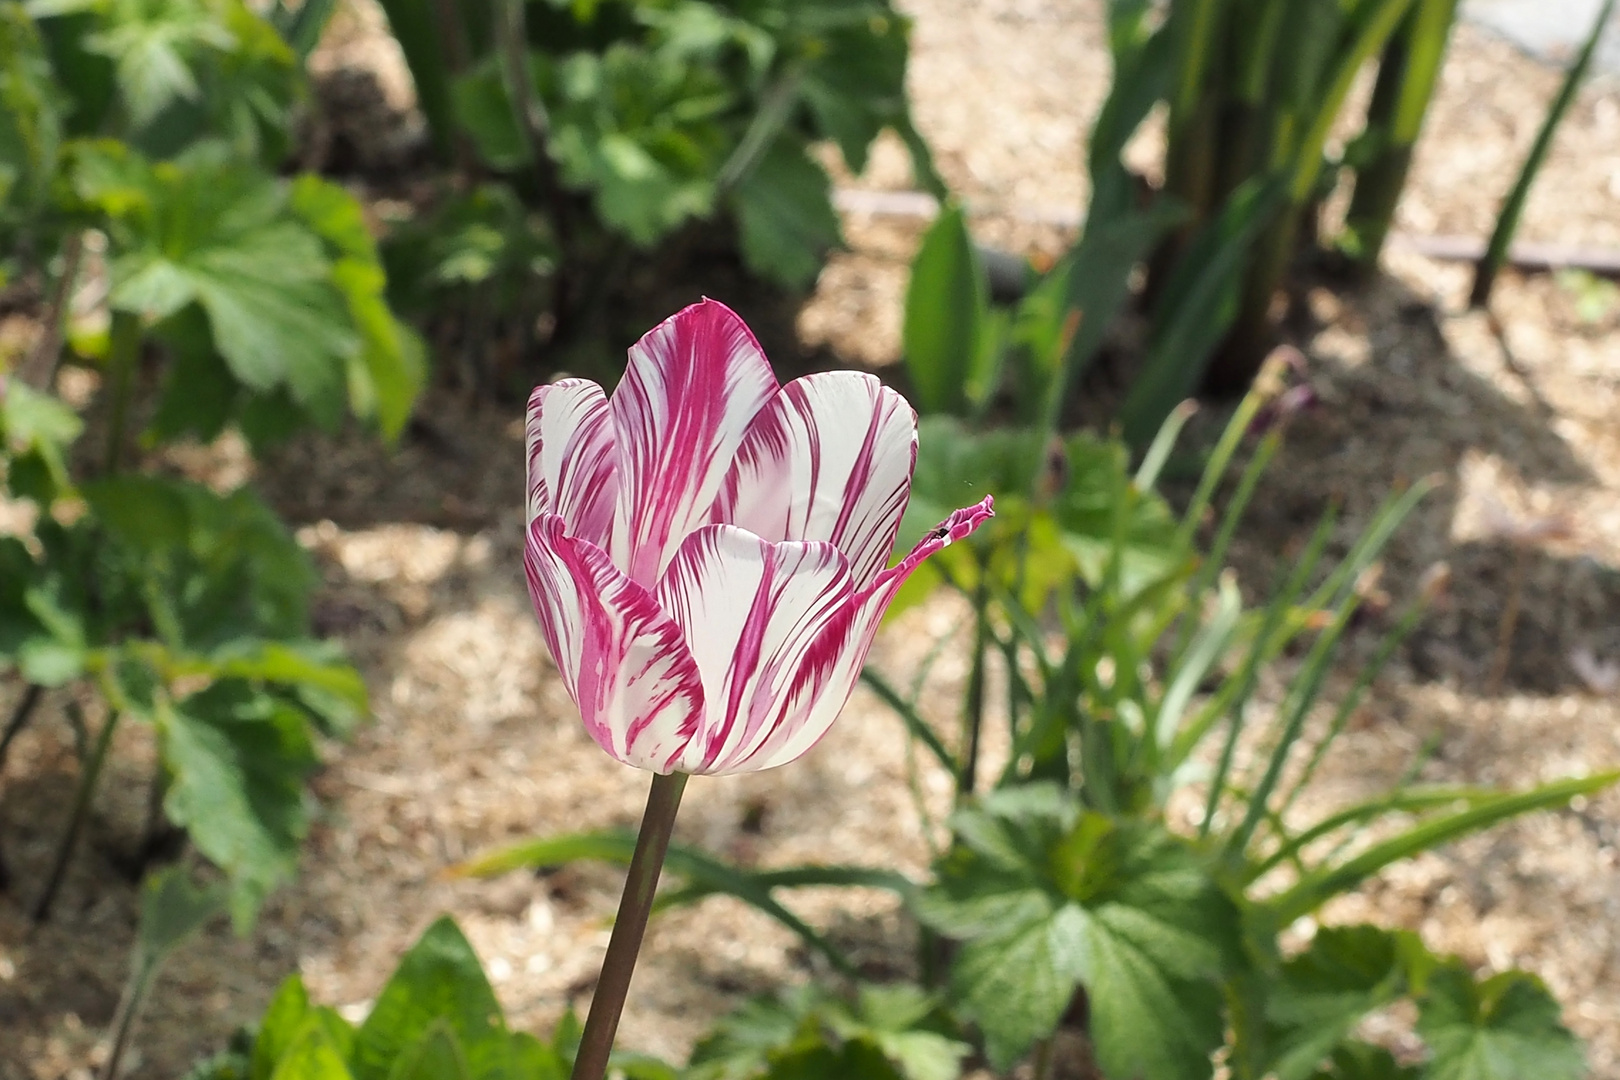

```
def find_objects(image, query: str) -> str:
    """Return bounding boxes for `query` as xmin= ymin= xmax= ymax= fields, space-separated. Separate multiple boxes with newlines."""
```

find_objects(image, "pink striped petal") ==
xmin=609 ymin=300 xmax=779 ymax=587
xmin=738 ymin=496 xmax=996 ymax=773
xmin=712 ymin=372 xmax=917 ymax=591
xmin=654 ymin=525 xmax=854 ymax=775
xmin=525 ymin=515 xmax=705 ymax=773
xmin=526 ymin=380 xmax=619 ymax=548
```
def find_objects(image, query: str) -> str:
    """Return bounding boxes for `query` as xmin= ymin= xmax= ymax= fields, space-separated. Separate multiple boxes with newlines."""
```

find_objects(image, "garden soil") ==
xmin=4 ymin=2 xmax=1620 ymax=1078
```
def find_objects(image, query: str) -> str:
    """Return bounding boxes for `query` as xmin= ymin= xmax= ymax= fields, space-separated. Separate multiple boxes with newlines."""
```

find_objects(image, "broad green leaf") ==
xmin=1264 ymin=925 xmax=1415 ymax=1080
xmin=352 ymin=917 xmax=511 ymax=1080
xmin=387 ymin=1021 xmax=473 ymax=1080
xmin=1306 ymin=1041 xmax=1422 ymax=1080
xmin=1416 ymin=965 xmax=1583 ymax=1080
xmin=269 ymin=1027 xmax=355 ymax=1080
xmin=78 ymin=0 xmax=237 ymax=126
xmin=135 ymin=863 xmax=225 ymax=967
xmin=689 ymin=984 xmax=962 ymax=1080
xmin=798 ymin=11 xmax=909 ymax=174
xmin=902 ymin=203 xmax=987 ymax=417
xmin=159 ymin=680 xmax=319 ymax=929
xmin=916 ymin=796 xmax=1237 ymax=1075
xmin=731 ymin=137 xmax=841 ymax=289
xmin=73 ymin=142 xmax=358 ymax=427
xmin=507 ymin=1033 xmax=565 ymax=1080
xmin=290 ymin=174 xmax=424 ymax=440
xmin=253 ymin=977 xmax=315 ymax=1080
xmin=1 ymin=380 xmax=81 ymax=504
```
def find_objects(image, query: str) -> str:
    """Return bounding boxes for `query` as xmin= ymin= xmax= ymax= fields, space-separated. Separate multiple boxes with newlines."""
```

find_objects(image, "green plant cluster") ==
xmin=455 ymin=375 xmax=1611 ymax=1078
xmin=374 ymin=0 xmax=934 ymax=359
xmin=0 ymin=0 xmax=417 ymax=970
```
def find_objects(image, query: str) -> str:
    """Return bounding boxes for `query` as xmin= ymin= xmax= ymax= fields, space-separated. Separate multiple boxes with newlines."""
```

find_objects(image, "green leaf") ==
xmin=290 ymin=175 xmax=424 ymax=440
xmin=78 ymin=0 xmax=237 ymax=126
xmin=352 ymin=917 xmax=511 ymax=1080
xmin=1417 ymin=965 xmax=1583 ymax=1080
xmin=689 ymin=984 xmax=964 ymax=1080
xmin=250 ymin=978 xmax=356 ymax=1080
xmin=158 ymin=680 xmax=319 ymax=929
xmin=454 ymin=831 xmax=910 ymax=977
xmin=731 ymin=137 xmax=841 ymax=290
xmin=798 ymin=11 xmax=910 ymax=174
xmin=1306 ymin=1041 xmax=1422 ymax=1080
xmin=1120 ymin=177 xmax=1287 ymax=447
xmin=73 ymin=142 xmax=359 ymax=428
xmin=269 ymin=1027 xmax=356 ymax=1080
xmin=915 ymin=795 xmax=1238 ymax=1075
xmin=1269 ymin=771 xmax=1620 ymax=924
xmin=135 ymin=863 xmax=226 ymax=968
xmin=387 ymin=1021 xmax=473 ymax=1080
xmin=253 ymin=977 xmax=314 ymax=1080
xmin=1264 ymin=926 xmax=1416 ymax=1080
xmin=902 ymin=203 xmax=988 ymax=417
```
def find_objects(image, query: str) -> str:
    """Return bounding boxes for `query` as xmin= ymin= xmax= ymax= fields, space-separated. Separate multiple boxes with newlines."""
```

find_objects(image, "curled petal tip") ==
xmin=936 ymin=495 xmax=995 ymax=545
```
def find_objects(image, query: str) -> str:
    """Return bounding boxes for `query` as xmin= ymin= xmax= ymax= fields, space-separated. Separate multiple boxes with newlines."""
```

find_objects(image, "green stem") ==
xmin=1471 ymin=0 xmax=1616 ymax=307
xmin=100 ymin=961 xmax=157 ymax=1080
xmin=958 ymin=582 xmax=990 ymax=800
xmin=570 ymin=771 xmax=690 ymax=1080
xmin=34 ymin=709 xmax=122 ymax=922
xmin=0 ymin=683 xmax=44 ymax=771
xmin=102 ymin=311 xmax=141 ymax=476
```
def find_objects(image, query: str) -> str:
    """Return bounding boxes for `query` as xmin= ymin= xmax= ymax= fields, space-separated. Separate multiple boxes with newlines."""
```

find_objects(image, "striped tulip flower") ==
xmin=524 ymin=299 xmax=992 ymax=776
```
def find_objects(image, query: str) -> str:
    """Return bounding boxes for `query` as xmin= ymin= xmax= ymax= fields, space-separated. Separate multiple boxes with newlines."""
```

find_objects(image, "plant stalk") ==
xmin=19 ymin=231 xmax=85 ymax=391
xmin=570 ymin=770 xmax=690 ymax=1080
xmin=34 ymin=710 xmax=121 ymax=922
xmin=102 ymin=311 xmax=141 ymax=476
xmin=0 ymin=683 xmax=44 ymax=772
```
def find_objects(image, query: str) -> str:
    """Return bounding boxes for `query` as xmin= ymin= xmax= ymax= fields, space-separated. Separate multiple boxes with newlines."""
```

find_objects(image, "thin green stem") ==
xmin=0 ymin=683 xmax=44 ymax=772
xmin=571 ymin=771 xmax=690 ymax=1080
xmin=958 ymin=587 xmax=990 ymax=800
xmin=34 ymin=709 xmax=122 ymax=922
xmin=102 ymin=311 xmax=141 ymax=476
xmin=100 ymin=961 xmax=157 ymax=1080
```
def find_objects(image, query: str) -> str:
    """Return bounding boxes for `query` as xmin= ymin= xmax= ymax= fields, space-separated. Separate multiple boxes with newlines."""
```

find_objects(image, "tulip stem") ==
xmin=571 ymin=770 xmax=690 ymax=1080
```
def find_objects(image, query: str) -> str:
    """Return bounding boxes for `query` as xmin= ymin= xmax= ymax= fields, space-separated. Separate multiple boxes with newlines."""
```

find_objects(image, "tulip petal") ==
xmin=525 ymin=515 xmax=705 ymax=773
xmin=527 ymin=380 xmax=619 ymax=547
xmin=655 ymin=524 xmax=854 ymax=775
xmin=742 ymin=496 xmax=996 ymax=772
xmin=713 ymin=372 xmax=917 ymax=591
xmin=609 ymin=299 xmax=779 ymax=587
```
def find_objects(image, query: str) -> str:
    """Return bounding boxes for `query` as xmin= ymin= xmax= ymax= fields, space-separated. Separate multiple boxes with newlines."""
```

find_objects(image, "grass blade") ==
xmin=1267 ymin=771 xmax=1620 ymax=923
xmin=451 ymin=832 xmax=917 ymax=976
xmin=1470 ymin=0 xmax=1617 ymax=307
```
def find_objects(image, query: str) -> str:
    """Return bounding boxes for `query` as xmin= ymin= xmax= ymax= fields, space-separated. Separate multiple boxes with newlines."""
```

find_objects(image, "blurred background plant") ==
xmin=371 ymin=0 xmax=938 ymax=387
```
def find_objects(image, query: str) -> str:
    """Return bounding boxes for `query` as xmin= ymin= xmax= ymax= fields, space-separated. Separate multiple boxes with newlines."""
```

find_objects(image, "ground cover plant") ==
xmin=1 ymin=0 xmax=422 ymax=1061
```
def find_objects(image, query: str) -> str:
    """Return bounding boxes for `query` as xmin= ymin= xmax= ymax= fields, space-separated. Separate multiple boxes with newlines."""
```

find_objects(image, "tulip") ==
xmin=523 ymin=299 xmax=991 ymax=1080
xmin=524 ymin=297 xmax=993 ymax=776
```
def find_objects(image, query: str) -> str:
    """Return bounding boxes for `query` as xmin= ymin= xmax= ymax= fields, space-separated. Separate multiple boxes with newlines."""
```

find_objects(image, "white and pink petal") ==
xmin=732 ymin=496 xmax=997 ymax=773
xmin=525 ymin=515 xmax=705 ymax=773
xmin=712 ymin=372 xmax=917 ymax=591
xmin=654 ymin=525 xmax=854 ymax=775
xmin=526 ymin=380 xmax=619 ymax=548
xmin=609 ymin=299 xmax=780 ymax=588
